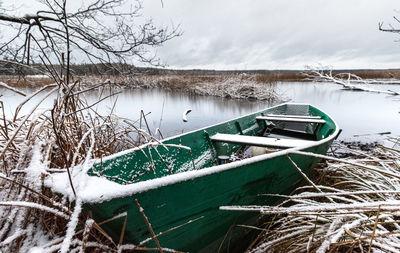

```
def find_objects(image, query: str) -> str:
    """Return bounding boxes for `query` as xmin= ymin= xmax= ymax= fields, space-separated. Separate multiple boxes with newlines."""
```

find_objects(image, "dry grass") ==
xmin=0 ymin=74 xmax=283 ymax=101
xmin=0 ymin=78 xmax=157 ymax=252
xmin=81 ymin=74 xmax=282 ymax=101
xmin=0 ymin=75 xmax=54 ymax=87
xmin=80 ymin=73 xmax=278 ymax=87
xmin=2 ymin=69 xmax=400 ymax=89
xmin=222 ymin=141 xmax=400 ymax=253
xmin=353 ymin=70 xmax=400 ymax=79
xmin=0 ymin=73 xmax=280 ymax=88
xmin=0 ymin=72 xmax=210 ymax=252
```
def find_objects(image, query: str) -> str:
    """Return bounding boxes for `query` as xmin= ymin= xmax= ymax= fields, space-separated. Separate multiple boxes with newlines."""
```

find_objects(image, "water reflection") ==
xmin=112 ymin=89 xmax=270 ymax=136
xmin=1 ymin=82 xmax=400 ymax=140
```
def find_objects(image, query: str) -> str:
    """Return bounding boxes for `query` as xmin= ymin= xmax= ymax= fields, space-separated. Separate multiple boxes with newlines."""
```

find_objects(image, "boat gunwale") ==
xmin=82 ymin=103 xmax=339 ymax=203
xmin=94 ymin=103 xmax=336 ymax=163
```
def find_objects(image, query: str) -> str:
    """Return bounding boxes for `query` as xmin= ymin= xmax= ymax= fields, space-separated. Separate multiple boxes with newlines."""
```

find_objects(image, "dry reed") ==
xmin=0 ymin=75 xmax=54 ymax=87
xmin=221 ymin=141 xmax=400 ymax=252
xmin=0 ymin=77 xmax=168 ymax=252
xmin=1 ymin=73 xmax=284 ymax=101
xmin=81 ymin=74 xmax=283 ymax=101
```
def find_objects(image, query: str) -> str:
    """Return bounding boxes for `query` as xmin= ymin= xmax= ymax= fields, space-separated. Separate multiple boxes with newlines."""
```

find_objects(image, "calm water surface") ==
xmin=279 ymin=82 xmax=400 ymax=140
xmin=2 ymin=82 xmax=400 ymax=141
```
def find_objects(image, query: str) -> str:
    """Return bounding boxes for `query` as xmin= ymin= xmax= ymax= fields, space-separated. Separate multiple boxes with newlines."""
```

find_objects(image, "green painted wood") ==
xmin=84 ymin=103 xmax=338 ymax=252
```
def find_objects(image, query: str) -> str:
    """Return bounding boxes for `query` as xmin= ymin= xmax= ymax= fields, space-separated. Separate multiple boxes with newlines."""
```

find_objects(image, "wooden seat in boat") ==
xmin=256 ymin=115 xmax=326 ymax=124
xmin=210 ymin=133 xmax=316 ymax=149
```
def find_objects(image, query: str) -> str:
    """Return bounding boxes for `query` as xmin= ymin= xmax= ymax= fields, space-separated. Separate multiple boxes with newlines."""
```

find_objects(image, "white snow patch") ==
xmin=0 ymin=201 xmax=69 ymax=219
xmin=24 ymin=142 xmax=47 ymax=190
xmin=47 ymin=146 xmax=295 ymax=203
xmin=25 ymin=75 xmax=50 ymax=79
xmin=59 ymin=199 xmax=82 ymax=253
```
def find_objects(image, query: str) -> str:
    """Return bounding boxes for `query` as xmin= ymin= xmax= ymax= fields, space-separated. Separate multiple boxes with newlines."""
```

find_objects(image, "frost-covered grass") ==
xmin=221 ymin=141 xmax=400 ymax=252
xmin=0 ymin=74 xmax=284 ymax=101
xmin=79 ymin=74 xmax=283 ymax=102
xmin=0 ymin=80 xmax=153 ymax=252
xmin=123 ymin=74 xmax=281 ymax=101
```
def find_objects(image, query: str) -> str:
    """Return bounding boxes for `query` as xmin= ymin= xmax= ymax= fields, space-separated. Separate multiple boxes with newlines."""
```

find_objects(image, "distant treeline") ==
xmin=1 ymin=62 xmax=400 ymax=80
xmin=0 ymin=62 xmax=298 ymax=76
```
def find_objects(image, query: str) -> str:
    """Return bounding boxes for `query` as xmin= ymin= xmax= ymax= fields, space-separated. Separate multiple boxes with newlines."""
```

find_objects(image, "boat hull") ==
xmin=85 ymin=103 xmax=339 ymax=252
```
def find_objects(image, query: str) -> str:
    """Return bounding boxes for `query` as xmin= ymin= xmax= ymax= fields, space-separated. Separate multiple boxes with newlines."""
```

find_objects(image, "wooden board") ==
xmin=211 ymin=133 xmax=316 ymax=148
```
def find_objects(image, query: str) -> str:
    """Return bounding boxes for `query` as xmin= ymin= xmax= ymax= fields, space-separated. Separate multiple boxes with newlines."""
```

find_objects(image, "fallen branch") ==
xmin=303 ymin=66 xmax=400 ymax=95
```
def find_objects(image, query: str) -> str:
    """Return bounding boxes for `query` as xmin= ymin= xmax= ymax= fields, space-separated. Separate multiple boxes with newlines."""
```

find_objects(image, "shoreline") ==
xmin=2 ymin=68 xmax=400 ymax=88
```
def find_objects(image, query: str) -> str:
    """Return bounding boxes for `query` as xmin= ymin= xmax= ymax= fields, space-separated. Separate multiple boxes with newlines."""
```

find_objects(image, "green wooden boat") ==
xmin=83 ymin=103 xmax=339 ymax=252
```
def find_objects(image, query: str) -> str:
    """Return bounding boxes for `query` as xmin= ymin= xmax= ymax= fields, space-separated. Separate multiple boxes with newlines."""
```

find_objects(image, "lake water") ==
xmin=1 ymin=82 xmax=400 ymax=141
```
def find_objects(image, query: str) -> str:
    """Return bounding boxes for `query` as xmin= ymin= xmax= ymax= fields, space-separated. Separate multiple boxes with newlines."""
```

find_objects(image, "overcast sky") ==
xmin=2 ymin=0 xmax=400 ymax=70
xmin=141 ymin=0 xmax=400 ymax=70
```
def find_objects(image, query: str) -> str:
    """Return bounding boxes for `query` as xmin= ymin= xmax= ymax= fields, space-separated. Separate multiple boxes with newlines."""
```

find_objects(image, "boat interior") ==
xmin=90 ymin=104 xmax=337 ymax=185
xmin=210 ymin=113 xmax=326 ymax=163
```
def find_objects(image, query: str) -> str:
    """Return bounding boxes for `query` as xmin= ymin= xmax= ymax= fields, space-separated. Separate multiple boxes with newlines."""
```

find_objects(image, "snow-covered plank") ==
xmin=257 ymin=116 xmax=326 ymax=124
xmin=266 ymin=114 xmax=322 ymax=119
xmin=210 ymin=133 xmax=315 ymax=148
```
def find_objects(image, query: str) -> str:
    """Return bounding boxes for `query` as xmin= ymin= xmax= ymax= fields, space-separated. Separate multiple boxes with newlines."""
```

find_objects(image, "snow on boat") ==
xmin=69 ymin=103 xmax=339 ymax=251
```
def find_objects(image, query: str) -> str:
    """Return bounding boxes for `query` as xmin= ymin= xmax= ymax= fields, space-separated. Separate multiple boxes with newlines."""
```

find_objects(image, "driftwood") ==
xmin=304 ymin=66 xmax=400 ymax=95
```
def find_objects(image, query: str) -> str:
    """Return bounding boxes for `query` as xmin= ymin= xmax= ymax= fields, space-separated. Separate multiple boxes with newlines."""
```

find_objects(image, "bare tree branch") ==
xmin=379 ymin=15 xmax=400 ymax=33
xmin=0 ymin=0 xmax=181 ymax=76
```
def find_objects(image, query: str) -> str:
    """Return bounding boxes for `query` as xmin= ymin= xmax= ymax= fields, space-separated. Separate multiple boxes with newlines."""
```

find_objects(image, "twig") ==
xmin=119 ymin=213 xmax=127 ymax=246
xmin=368 ymin=205 xmax=381 ymax=253
xmin=289 ymin=150 xmax=400 ymax=180
xmin=286 ymin=154 xmax=334 ymax=203
xmin=134 ymin=199 xmax=163 ymax=253
xmin=136 ymin=216 xmax=204 ymax=250
xmin=141 ymin=110 xmax=152 ymax=136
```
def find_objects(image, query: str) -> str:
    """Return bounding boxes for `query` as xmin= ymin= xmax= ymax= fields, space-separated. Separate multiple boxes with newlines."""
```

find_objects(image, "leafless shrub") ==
xmin=0 ymin=0 xmax=180 ymax=76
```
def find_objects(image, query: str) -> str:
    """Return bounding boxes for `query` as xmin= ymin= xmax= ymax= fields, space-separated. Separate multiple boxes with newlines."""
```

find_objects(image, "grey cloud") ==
xmin=4 ymin=0 xmax=400 ymax=69
xmin=145 ymin=0 xmax=400 ymax=69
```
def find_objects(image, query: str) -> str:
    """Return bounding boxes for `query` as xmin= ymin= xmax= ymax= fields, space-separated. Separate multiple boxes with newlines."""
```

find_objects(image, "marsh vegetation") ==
xmin=222 ymin=141 xmax=400 ymax=252
xmin=1 ymin=0 xmax=400 ymax=252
